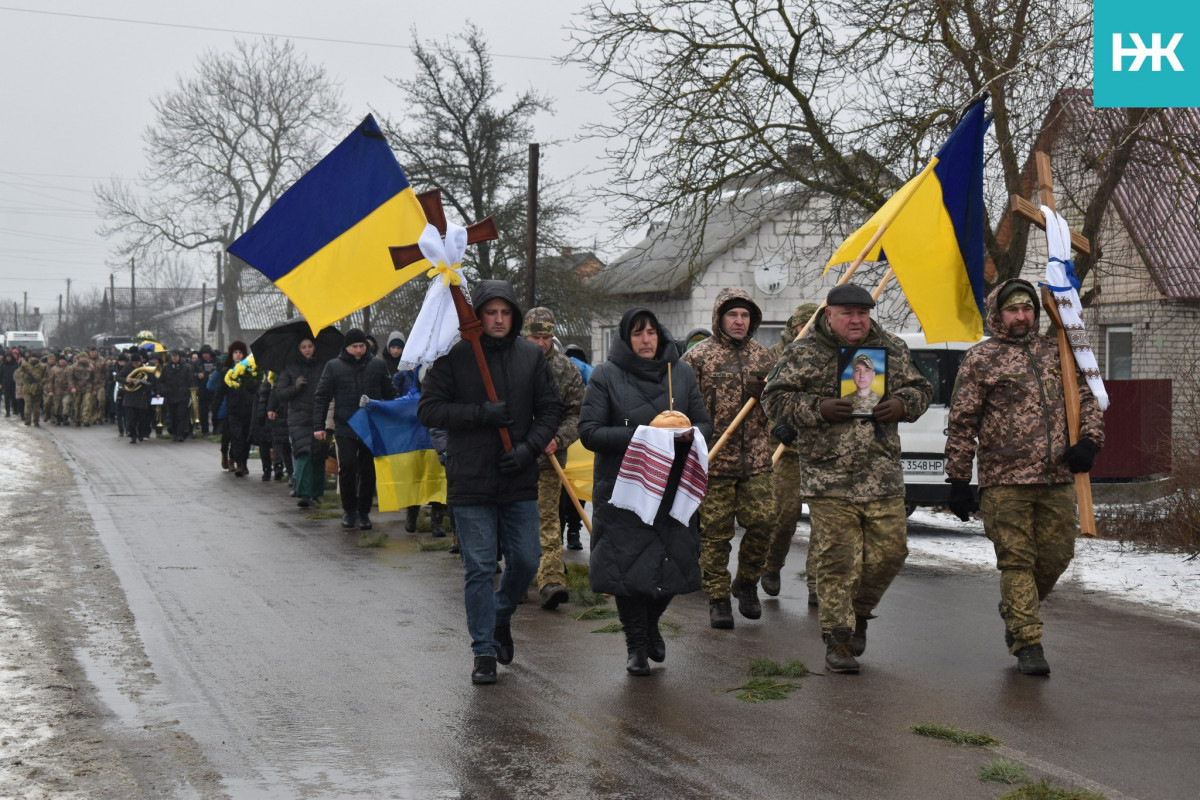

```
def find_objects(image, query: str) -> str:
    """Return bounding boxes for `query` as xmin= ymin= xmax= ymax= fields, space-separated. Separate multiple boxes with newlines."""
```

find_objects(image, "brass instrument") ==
xmin=122 ymin=364 xmax=161 ymax=391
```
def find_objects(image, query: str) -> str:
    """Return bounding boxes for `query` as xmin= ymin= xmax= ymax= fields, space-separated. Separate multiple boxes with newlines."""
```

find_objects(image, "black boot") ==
xmin=494 ymin=623 xmax=514 ymax=665
xmin=851 ymin=613 xmax=872 ymax=657
xmin=405 ymin=506 xmax=419 ymax=533
xmin=617 ymin=596 xmax=651 ymax=676
xmin=731 ymin=577 xmax=762 ymax=619
xmin=708 ymin=598 xmax=734 ymax=629
xmin=824 ymin=626 xmax=860 ymax=674
xmin=761 ymin=569 xmax=782 ymax=597
xmin=1015 ymin=644 xmax=1050 ymax=675
xmin=430 ymin=504 xmax=446 ymax=537
xmin=566 ymin=525 xmax=583 ymax=550
xmin=647 ymin=596 xmax=670 ymax=663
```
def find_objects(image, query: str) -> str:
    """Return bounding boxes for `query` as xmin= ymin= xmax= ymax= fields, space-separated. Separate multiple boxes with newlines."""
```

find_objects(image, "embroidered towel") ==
xmin=610 ymin=425 xmax=709 ymax=525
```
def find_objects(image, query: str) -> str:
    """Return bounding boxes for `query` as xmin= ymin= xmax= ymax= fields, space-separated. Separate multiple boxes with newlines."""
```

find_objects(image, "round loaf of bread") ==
xmin=650 ymin=410 xmax=691 ymax=429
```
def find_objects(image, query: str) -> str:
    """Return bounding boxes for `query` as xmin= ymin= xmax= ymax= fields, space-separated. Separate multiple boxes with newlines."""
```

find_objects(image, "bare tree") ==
xmin=96 ymin=38 xmax=346 ymax=340
xmin=568 ymin=0 xmax=1156 ymax=290
xmin=375 ymin=23 xmax=619 ymax=331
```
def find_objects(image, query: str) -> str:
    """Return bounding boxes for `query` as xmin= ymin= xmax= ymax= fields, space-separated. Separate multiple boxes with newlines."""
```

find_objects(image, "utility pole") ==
xmin=23 ymin=292 xmax=27 ymax=327
xmin=524 ymin=143 xmax=539 ymax=309
xmin=110 ymin=274 xmax=117 ymax=332
xmin=215 ymin=253 xmax=225 ymax=351
xmin=65 ymin=278 xmax=71 ymax=331
xmin=200 ymin=283 xmax=206 ymax=348
xmin=130 ymin=257 xmax=137 ymax=333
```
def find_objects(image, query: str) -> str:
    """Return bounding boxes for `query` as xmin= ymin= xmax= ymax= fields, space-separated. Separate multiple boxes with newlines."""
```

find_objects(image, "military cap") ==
xmin=852 ymin=352 xmax=875 ymax=372
xmin=826 ymin=284 xmax=876 ymax=308
xmin=522 ymin=306 xmax=556 ymax=336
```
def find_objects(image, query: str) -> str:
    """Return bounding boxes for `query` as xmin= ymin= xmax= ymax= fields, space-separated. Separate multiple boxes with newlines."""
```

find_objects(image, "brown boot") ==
xmin=824 ymin=626 xmax=860 ymax=674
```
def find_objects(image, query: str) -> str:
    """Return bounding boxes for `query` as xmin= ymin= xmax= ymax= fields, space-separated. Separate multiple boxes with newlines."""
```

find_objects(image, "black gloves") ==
xmin=818 ymin=397 xmax=853 ymax=423
xmin=747 ymin=378 xmax=767 ymax=401
xmin=1063 ymin=437 xmax=1100 ymax=473
xmin=475 ymin=400 xmax=512 ymax=428
xmin=947 ymin=480 xmax=978 ymax=522
xmin=498 ymin=442 xmax=536 ymax=474
xmin=872 ymin=397 xmax=905 ymax=424
xmin=771 ymin=423 xmax=797 ymax=446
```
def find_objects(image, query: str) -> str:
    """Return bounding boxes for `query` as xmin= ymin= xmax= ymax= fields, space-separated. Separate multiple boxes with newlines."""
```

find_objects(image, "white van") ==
xmin=897 ymin=332 xmax=980 ymax=515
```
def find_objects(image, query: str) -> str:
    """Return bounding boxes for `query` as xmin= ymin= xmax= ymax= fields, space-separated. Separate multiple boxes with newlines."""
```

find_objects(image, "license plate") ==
xmin=902 ymin=458 xmax=944 ymax=475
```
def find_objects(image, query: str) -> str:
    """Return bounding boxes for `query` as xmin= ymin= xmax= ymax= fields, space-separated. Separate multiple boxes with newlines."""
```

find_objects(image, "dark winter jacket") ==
xmin=1 ymin=355 xmax=18 ymax=393
xmin=417 ymin=280 xmax=564 ymax=506
xmin=312 ymin=347 xmax=395 ymax=441
xmin=158 ymin=358 xmax=195 ymax=403
xmin=579 ymin=307 xmax=713 ymax=598
xmin=273 ymin=354 xmax=327 ymax=457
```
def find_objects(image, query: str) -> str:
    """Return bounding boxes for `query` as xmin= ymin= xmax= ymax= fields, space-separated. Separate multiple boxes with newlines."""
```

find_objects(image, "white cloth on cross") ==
xmin=1040 ymin=205 xmax=1109 ymax=410
xmin=397 ymin=221 xmax=470 ymax=370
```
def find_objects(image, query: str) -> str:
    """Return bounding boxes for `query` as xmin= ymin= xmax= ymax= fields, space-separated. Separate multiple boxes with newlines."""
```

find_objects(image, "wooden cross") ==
xmin=1007 ymin=151 xmax=1097 ymax=536
xmin=388 ymin=192 xmax=593 ymax=533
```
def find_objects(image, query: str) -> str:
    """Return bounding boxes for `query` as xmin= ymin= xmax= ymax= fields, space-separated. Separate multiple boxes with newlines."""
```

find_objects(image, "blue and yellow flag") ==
xmin=826 ymin=101 xmax=989 ymax=343
xmin=228 ymin=115 xmax=429 ymax=332
xmin=349 ymin=394 xmax=446 ymax=513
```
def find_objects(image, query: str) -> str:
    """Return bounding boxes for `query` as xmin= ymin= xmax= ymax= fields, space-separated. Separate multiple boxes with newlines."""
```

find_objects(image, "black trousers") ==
xmin=336 ymin=437 xmax=376 ymax=516
xmin=166 ymin=399 xmax=190 ymax=438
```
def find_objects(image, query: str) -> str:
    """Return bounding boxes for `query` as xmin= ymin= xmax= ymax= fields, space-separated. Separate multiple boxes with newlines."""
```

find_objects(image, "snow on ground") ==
xmin=904 ymin=508 xmax=1200 ymax=623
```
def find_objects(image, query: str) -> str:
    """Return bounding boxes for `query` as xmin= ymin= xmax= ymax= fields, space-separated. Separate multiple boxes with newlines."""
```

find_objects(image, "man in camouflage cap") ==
xmin=16 ymin=351 xmax=48 ymax=426
xmin=763 ymin=283 xmax=931 ymax=673
xmin=761 ymin=301 xmax=819 ymax=603
xmin=682 ymin=287 xmax=778 ymax=629
xmin=945 ymin=278 xmax=1104 ymax=677
xmin=522 ymin=307 xmax=585 ymax=610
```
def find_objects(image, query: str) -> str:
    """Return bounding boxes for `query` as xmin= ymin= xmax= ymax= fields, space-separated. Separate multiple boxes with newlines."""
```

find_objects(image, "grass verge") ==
xmin=910 ymin=722 xmax=1002 ymax=747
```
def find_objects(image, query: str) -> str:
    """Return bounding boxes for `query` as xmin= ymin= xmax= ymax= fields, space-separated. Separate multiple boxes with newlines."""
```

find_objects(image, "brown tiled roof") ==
xmin=1056 ymin=89 xmax=1200 ymax=301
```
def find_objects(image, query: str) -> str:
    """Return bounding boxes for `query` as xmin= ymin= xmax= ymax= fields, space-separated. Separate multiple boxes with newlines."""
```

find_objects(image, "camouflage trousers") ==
xmin=23 ymin=391 xmax=42 ymax=424
xmin=83 ymin=392 xmax=100 ymax=424
xmin=535 ymin=469 xmax=565 ymax=590
xmin=765 ymin=449 xmax=805 ymax=572
xmin=45 ymin=394 xmax=66 ymax=422
xmin=69 ymin=392 xmax=85 ymax=424
xmin=981 ymin=484 xmax=1076 ymax=653
xmin=699 ymin=473 xmax=776 ymax=598
xmin=808 ymin=496 xmax=908 ymax=634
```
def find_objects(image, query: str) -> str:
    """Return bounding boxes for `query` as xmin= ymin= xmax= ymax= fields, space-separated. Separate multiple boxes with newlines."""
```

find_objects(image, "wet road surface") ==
xmin=46 ymin=424 xmax=1200 ymax=799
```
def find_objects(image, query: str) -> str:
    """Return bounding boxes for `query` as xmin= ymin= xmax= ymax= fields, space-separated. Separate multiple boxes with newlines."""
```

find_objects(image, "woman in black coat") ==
xmin=213 ymin=341 xmax=257 ymax=477
xmin=272 ymin=337 xmax=328 ymax=507
xmin=579 ymin=307 xmax=712 ymax=676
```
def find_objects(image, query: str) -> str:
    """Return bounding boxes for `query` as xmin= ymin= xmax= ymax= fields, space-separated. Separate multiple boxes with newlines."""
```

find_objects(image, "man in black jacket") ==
xmin=313 ymin=328 xmax=396 ymax=531
xmin=418 ymin=280 xmax=564 ymax=685
xmin=160 ymin=349 xmax=195 ymax=442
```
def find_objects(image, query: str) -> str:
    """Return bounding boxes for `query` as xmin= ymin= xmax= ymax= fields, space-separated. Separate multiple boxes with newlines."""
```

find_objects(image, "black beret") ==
xmin=826 ymin=284 xmax=876 ymax=308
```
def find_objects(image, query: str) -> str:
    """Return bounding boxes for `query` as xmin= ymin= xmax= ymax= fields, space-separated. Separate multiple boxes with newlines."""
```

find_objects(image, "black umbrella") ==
xmin=250 ymin=319 xmax=344 ymax=375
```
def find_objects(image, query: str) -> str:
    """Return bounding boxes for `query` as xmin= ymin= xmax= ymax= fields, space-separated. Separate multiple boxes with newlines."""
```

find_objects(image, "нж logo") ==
xmin=1112 ymin=33 xmax=1185 ymax=72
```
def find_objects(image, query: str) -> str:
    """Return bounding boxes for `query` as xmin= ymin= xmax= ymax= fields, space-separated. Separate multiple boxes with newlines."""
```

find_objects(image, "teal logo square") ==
xmin=1094 ymin=0 xmax=1200 ymax=107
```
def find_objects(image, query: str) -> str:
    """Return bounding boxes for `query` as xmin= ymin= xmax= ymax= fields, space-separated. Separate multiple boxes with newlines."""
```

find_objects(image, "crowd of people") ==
xmin=4 ymin=275 xmax=1103 ymax=686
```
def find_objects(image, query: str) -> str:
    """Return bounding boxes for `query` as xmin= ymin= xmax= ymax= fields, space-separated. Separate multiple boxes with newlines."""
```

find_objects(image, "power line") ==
xmin=0 ymin=5 xmax=556 ymax=63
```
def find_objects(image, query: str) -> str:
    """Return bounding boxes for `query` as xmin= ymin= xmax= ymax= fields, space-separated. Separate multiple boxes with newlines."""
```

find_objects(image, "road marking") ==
xmin=994 ymin=745 xmax=1141 ymax=800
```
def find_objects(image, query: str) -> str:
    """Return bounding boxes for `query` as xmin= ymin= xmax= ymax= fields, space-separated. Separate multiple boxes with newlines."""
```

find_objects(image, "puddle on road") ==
xmin=74 ymin=645 xmax=142 ymax=727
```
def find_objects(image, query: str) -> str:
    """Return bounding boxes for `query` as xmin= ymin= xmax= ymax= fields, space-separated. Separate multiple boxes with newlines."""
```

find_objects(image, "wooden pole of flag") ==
xmin=1008 ymin=152 xmax=1096 ymax=537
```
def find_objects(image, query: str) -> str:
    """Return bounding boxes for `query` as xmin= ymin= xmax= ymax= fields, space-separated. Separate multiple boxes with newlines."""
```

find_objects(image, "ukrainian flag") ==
xmin=563 ymin=439 xmax=594 ymax=503
xmin=228 ymin=115 xmax=429 ymax=332
xmin=349 ymin=394 xmax=446 ymax=512
xmin=826 ymin=101 xmax=989 ymax=343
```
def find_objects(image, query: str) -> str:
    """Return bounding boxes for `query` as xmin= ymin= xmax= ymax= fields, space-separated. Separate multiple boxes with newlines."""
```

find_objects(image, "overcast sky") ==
xmin=0 ymin=1 xmax=617 ymax=326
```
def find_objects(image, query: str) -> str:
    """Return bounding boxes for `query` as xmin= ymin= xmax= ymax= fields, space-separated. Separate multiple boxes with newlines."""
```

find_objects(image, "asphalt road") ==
xmin=38 ymin=423 xmax=1200 ymax=799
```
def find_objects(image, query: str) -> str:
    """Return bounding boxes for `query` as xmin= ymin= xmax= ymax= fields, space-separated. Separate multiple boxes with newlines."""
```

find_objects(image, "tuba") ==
xmin=123 ymin=364 xmax=161 ymax=391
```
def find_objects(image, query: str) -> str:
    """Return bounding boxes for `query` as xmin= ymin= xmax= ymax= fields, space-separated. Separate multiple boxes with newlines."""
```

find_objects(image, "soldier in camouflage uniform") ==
xmin=761 ymin=302 xmax=819 ymax=604
xmin=682 ymin=288 xmax=778 ymax=629
xmin=945 ymin=279 xmax=1104 ymax=676
xmin=88 ymin=347 xmax=107 ymax=424
xmin=16 ymin=353 xmax=47 ymax=426
xmin=68 ymin=354 xmax=94 ymax=427
xmin=522 ymin=308 xmax=585 ymax=610
xmin=47 ymin=354 xmax=71 ymax=425
xmin=762 ymin=284 xmax=932 ymax=673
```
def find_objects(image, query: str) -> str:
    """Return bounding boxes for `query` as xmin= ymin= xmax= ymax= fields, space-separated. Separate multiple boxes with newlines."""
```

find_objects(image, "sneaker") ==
xmin=1015 ymin=644 xmax=1050 ymax=676
xmin=824 ymin=626 xmax=860 ymax=674
xmin=494 ymin=624 xmax=514 ymax=665
xmin=708 ymin=598 xmax=734 ymax=629
xmin=761 ymin=570 xmax=781 ymax=597
xmin=341 ymin=511 xmax=357 ymax=530
xmin=358 ymin=514 xmax=372 ymax=531
xmin=539 ymin=583 xmax=569 ymax=610
xmin=471 ymin=656 xmax=498 ymax=685
xmin=731 ymin=578 xmax=762 ymax=619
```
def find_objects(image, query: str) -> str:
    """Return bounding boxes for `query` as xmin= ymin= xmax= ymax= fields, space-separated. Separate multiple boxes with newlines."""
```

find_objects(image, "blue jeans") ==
xmin=453 ymin=500 xmax=542 ymax=657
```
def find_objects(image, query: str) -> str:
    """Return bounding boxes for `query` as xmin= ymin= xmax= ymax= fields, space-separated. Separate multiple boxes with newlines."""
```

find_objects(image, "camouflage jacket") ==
xmin=16 ymin=358 xmax=47 ymax=394
xmin=946 ymin=279 xmax=1105 ymax=488
xmin=682 ymin=287 xmax=777 ymax=477
xmin=69 ymin=357 xmax=95 ymax=393
xmin=538 ymin=348 xmax=584 ymax=470
xmin=49 ymin=363 xmax=71 ymax=395
xmin=769 ymin=302 xmax=820 ymax=454
xmin=762 ymin=315 xmax=932 ymax=501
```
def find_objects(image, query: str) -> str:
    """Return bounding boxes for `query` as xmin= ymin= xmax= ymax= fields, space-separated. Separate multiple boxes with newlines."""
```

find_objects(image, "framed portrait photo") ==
xmin=839 ymin=347 xmax=887 ymax=417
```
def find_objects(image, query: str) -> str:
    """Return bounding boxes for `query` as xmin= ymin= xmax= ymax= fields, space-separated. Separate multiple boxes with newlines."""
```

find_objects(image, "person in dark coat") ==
xmin=213 ymin=341 xmax=256 ymax=476
xmin=159 ymin=349 xmax=195 ymax=442
xmin=251 ymin=377 xmax=275 ymax=480
xmin=312 ymin=328 xmax=396 ymax=530
xmin=0 ymin=352 xmax=17 ymax=417
xmin=119 ymin=352 xmax=157 ymax=444
xmin=578 ymin=307 xmax=713 ymax=676
xmin=273 ymin=337 xmax=328 ymax=507
xmin=417 ymin=280 xmax=564 ymax=685
xmin=195 ymin=345 xmax=218 ymax=435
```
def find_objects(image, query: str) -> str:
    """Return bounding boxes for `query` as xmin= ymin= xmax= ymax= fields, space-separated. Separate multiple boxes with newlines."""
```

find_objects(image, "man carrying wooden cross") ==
xmin=945 ymin=279 xmax=1104 ymax=676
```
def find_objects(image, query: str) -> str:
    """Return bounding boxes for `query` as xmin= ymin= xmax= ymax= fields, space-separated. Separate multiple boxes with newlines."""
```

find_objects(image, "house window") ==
xmin=755 ymin=323 xmax=784 ymax=349
xmin=598 ymin=325 xmax=618 ymax=363
xmin=1106 ymin=325 xmax=1132 ymax=380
